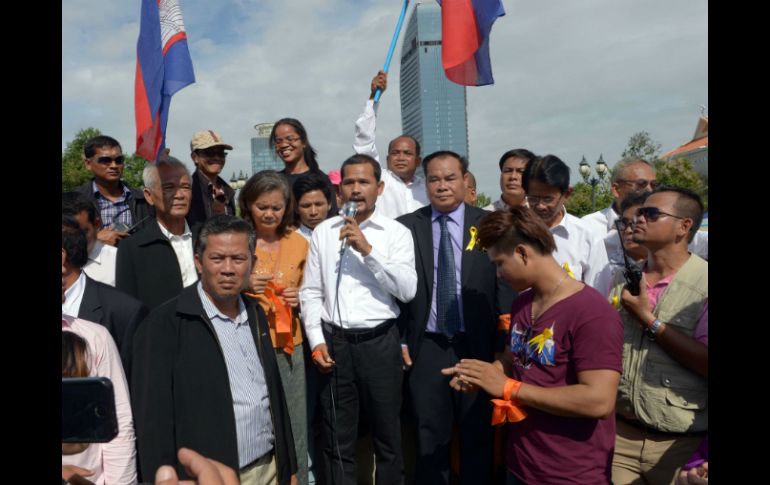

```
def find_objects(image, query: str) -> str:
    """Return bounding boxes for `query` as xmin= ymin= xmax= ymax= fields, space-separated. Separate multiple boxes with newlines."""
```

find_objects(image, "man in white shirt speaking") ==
xmin=300 ymin=154 xmax=417 ymax=485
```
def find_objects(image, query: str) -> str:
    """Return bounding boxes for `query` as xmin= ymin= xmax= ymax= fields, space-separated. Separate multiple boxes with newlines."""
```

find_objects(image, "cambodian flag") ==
xmin=135 ymin=0 xmax=195 ymax=162
xmin=437 ymin=0 xmax=505 ymax=86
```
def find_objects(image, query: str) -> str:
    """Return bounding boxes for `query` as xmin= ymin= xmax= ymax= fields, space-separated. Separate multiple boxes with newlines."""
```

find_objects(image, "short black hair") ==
xmin=498 ymin=148 xmax=536 ymax=171
xmin=62 ymin=192 xmax=99 ymax=225
xmin=292 ymin=171 xmax=333 ymax=205
xmin=522 ymin=154 xmax=570 ymax=194
xmin=340 ymin=154 xmax=382 ymax=182
xmin=62 ymin=215 xmax=89 ymax=269
xmin=387 ymin=135 xmax=421 ymax=157
xmin=619 ymin=191 xmax=649 ymax=215
xmin=195 ymin=215 xmax=257 ymax=258
xmin=84 ymin=135 xmax=121 ymax=158
xmin=421 ymin=150 xmax=469 ymax=176
xmin=651 ymin=185 xmax=704 ymax=243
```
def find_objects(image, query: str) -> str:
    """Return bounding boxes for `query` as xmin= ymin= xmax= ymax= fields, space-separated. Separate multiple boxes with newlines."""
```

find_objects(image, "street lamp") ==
xmin=578 ymin=154 xmax=609 ymax=211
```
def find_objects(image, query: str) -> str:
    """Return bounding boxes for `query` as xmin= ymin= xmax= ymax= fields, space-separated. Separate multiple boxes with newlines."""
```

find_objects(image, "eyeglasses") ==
xmin=526 ymin=194 xmax=559 ymax=206
xmin=273 ymin=136 xmax=301 ymax=145
xmin=617 ymin=178 xmax=658 ymax=191
xmin=616 ymin=217 xmax=636 ymax=231
xmin=635 ymin=206 xmax=685 ymax=222
xmin=197 ymin=148 xmax=228 ymax=158
xmin=94 ymin=155 xmax=125 ymax=165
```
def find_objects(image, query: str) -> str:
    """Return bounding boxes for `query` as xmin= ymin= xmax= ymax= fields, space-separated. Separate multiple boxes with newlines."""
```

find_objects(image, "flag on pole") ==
xmin=135 ymin=0 xmax=195 ymax=162
xmin=437 ymin=0 xmax=505 ymax=86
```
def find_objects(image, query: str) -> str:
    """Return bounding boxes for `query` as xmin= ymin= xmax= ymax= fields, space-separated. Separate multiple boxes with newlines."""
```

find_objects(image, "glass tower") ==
xmin=251 ymin=122 xmax=283 ymax=174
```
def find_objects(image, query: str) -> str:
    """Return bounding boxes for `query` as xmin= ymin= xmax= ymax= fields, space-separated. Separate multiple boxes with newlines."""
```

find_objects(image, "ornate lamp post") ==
xmin=578 ymin=154 xmax=609 ymax=211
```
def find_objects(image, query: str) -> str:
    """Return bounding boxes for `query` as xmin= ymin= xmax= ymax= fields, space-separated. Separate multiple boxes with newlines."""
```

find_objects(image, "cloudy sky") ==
xmin=62 ymin=0 xmax=707 ymax=198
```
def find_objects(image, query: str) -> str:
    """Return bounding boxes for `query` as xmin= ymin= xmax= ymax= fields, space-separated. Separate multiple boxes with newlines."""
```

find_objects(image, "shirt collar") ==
xmin=92 ymin=180 xmax=131 ymax=199
xmin=62 ymin=314 xmax=74 ymax=328
xmin=431 ymin=202 xmax=464 ymax=223
xmin=88 ymin=241 xmax=105 ymax=265
xmin=157 ymin=220 xmax=192 ymax=240
xmin=63 ymin=272 xmax=87 ymax=309
xmin=196 ymin=282 xmax=248 ymax=326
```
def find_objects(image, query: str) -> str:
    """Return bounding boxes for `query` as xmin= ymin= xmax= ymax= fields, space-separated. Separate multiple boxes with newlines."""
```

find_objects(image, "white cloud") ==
xmin=62 ymin=0 xmax=707 ymax=197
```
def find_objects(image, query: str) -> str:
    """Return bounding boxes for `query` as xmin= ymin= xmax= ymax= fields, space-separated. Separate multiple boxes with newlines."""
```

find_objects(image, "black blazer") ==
xmin=75 ymin=178 xmax=155 ymax=232
xmin=78 ymin=275 xmax=149 ymax=379
xmin=115 ymin=221 xmax=200 ymax=311
xmin=131 ymin=286 xmax=297 ymax=483
xmin=397 ymin=203 xmax=508 ymax=362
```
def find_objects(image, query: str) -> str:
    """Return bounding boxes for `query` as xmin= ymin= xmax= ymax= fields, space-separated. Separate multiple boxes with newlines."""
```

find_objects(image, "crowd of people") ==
xmin=62 ymin=72 xmax=708 ymax=485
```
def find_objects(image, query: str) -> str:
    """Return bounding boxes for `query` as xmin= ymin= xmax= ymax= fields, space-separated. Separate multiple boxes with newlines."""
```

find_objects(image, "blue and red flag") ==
xmin=135 ymin=0 xmax=195 ymax=162
xmin=437 ymin=0 xmax=505 ymax=86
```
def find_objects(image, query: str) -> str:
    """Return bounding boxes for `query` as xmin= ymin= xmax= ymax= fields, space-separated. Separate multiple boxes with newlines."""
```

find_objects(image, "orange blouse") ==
xmin=245 ymin=230 xmax=308 ymax=351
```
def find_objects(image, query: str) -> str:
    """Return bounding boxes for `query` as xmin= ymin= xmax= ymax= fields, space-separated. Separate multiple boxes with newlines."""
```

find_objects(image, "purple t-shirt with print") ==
xmin=506 ymin=285 xmax=624 ymax=485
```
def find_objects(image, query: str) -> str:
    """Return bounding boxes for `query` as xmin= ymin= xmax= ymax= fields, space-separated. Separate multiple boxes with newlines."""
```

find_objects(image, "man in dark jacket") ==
xmin=186 ymin=130 xmax=236 ymax=227
xmin=131 ymin=215 xmax=297 ymax=484
xmin=75 ymin=135 xmax=154 ymax=246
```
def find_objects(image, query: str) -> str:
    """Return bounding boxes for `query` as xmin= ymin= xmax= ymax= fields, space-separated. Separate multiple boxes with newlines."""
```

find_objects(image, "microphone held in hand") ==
xmin=340 ymin=201 xmax=359 ymax=253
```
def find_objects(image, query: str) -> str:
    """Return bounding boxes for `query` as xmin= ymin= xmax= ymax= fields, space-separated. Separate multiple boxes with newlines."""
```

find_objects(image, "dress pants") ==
xmin=318 ymin=323 xmax=404 ymax=485
xmin=409 ymin=333 xmax=493 ymax=485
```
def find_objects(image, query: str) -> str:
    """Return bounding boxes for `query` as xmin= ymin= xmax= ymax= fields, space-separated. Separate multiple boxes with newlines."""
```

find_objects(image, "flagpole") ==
xmin=374 ymin=0 xmax=410 ymax=104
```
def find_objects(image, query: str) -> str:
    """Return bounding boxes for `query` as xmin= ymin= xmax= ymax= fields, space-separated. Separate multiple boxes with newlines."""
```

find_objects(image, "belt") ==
xmin=616 ymin=414 xmax=707 ymax=438
xmin=322 ymin=319 xmax=396 ymax=344
xmin=239 ymin=450 xmax=273 ymax=473
xmin=424 ymin=331 xmax=467 ymax=345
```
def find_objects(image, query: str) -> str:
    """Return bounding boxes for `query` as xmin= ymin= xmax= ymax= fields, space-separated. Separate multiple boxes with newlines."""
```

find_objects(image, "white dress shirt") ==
xmin=84 ymin=241 xmax=117 ymax=287
xmin=551 ymin=208 xmax=613 ymax=294
xmin=300 ymin=210 xmax=418 ymax=350
xmin=62 ymin=314 xmax=137 ymax=485
xmin=297 ymin=224 xmax=313 ymax=242
xmin=157 ymin=220 xmax=198 ymax=287
xmin=353 ymin=99 xmax=429 ymax=218
xmin=62 ymin=271 xmax=87 ymax=317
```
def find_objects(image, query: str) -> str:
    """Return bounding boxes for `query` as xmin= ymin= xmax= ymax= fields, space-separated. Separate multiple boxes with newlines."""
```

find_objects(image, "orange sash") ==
xmin=264 ymin=281 xmax=294 ymax=355
xmin=490 ymin=378 xmax=527 ymax=425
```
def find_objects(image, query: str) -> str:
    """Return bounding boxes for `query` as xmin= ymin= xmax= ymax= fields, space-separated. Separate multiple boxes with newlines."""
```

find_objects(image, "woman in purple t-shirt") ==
xmin=442 ymin=206 xmax=624 ymax=485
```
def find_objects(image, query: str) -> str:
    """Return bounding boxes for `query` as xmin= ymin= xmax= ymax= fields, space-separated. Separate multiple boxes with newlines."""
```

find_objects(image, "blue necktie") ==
xmin=436 ymin=215 xmax=460 ymax=337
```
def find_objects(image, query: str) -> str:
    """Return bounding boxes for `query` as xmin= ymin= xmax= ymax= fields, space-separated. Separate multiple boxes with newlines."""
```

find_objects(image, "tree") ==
xmin=62 ymin=128 xmax=150 ymax=191
xmin=621 ymin=131 xmax=662 ymax=163
xmin=654 ymin=157 xmax=708 ymax=211
xmin=566 ymin=181 xmax=613 ymax=218
xmin=476 ymin=192 xmax=492 ymax=208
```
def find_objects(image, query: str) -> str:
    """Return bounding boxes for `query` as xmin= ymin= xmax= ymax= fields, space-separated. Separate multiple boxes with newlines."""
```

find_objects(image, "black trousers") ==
xmin=409 ymin=333 xmax=493 ymax=485
xmin=318 ymin=323 xmax=404 ymax=485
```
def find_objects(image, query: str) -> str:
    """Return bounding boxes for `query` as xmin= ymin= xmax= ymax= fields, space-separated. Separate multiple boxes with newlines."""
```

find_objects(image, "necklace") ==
xmin=531 ymin=272 xmax=569 ymax=323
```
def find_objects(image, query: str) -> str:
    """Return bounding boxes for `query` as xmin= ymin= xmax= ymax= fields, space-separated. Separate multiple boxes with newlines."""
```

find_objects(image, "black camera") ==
xmin=62 ymin=377 xmax=118 ymax=443
xmin=614 ymin=220 xmax=642 ymax=296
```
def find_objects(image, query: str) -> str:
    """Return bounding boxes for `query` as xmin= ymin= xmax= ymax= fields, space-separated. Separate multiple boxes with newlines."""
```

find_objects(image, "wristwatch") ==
xmin=645 ymin=318 xmax=662 ymax=340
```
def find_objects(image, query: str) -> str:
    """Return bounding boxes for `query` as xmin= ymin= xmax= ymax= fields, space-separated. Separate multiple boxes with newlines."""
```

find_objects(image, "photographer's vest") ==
xmin=608 ymin=254 xmax=708 ymax=433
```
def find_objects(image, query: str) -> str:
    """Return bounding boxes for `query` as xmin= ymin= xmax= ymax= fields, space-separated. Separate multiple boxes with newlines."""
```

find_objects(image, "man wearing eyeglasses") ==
xmin=187 ymin=130 xmax=236 ymax=228
xmin=75 ymin=135 xmax=154 ymax=247
xmin=607 ymin=186 xmax=708 ymax=485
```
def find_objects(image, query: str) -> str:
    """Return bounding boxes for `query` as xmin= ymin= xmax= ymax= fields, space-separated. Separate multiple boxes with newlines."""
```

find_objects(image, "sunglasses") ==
xmin=94 ymin=155 xmax=125 ymax=165
xmin=616 ymin=218 xmax=636 ymax=231
xmin=635 ymin=206 xmax=685 ymax=222
xmin=617 ymin=178 xmax=658 ymax=191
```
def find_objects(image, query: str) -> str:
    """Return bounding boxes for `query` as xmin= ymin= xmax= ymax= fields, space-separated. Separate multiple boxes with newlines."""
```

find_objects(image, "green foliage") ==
xmin=62 ymin=128 xmax=149 ymax=191
xmin=654 ymin=157 xmax=708 ymax=211
xmin=476 ymin=192 xmax=492 ymax=208
xmin=621 ymin=131 xmax=662 ymax=163
xmin=566 ymin=181 xmax=613 ymax=218
xmin=62 ymin=127 xmax=101 ymax=191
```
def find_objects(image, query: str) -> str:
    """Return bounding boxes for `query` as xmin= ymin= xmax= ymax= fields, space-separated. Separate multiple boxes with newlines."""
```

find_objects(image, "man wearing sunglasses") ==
xmin=607 ymin=186 xmax=708 ymax=485
xmin=187 ymin=130 xmax=236 ymax=228
xmin=75 ymin=135 xmax=154 ymax=247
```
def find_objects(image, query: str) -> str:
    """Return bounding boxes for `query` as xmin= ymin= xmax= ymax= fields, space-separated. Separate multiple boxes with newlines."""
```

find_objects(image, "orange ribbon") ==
xmin=265 ymin=281 xmax=294 ymax=355
xmin=491 ymin=379 xmax=527 ymax=425
xmin=497 ymin=313 xmax=512 ymax=331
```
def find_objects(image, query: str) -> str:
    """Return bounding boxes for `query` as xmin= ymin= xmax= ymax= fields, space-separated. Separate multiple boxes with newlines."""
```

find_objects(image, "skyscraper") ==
xmin=400 ymin=2 xmax=469 ymax=158
xmin=251 ymin=122 xmax=283 ymax=174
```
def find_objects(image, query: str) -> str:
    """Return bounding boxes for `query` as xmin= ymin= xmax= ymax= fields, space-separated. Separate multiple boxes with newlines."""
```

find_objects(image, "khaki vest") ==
xmin=609 ymin=255 xmax=708 ymax=433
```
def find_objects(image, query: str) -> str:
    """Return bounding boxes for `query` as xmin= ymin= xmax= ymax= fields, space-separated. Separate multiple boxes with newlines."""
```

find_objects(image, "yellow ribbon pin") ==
xmin=465 ymin=226 xmax=479 ymax=250
xmin=611 ymin=295 xmax=620 ymax=310
xmin=528 ymin=326 xmax=554 ymax=355
xmin=562 ymin=262 xmax=576 ymax=279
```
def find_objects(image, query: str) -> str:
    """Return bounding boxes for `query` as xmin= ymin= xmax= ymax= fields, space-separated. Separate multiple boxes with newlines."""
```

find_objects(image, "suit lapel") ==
xmin=461 ymin=204 xmax=476 ymax=288
xmin=80 ymin=277 xmax=103 ymax=321
xmin=416 ymin=207 xmax=434 ymax=296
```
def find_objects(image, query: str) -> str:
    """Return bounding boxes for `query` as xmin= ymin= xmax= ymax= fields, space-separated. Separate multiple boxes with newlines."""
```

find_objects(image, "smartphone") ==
xmin=62 ymin=377 xmax=118 ymax=443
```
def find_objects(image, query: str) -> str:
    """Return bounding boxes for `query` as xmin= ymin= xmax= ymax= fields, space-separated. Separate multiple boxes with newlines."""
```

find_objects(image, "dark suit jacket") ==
xmin=186 ymin=169 xmax=236 ymax=228
xmin=78 ymin=275 xmax=149 ymax=379
xmin=115 ymin=221 xmax=199 ymax=311
xmin=397 ymin=203 xmax=509 ymax=362
xmin=131 ymin=286 xmax=297 ymax=483
xmin=75 ymin=178 xmax=155 ymax=232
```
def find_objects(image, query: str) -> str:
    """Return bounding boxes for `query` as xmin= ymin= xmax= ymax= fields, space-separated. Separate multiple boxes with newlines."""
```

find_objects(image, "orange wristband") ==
xmin=311 ymin=350 xmax=324 ymax=361
xmin=490 ymin=378 xmax=527 ymax=426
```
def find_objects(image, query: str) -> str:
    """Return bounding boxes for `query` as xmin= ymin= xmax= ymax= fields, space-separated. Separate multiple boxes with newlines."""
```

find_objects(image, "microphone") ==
xmin=340 ymin=201 xmax=359 ymax=253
